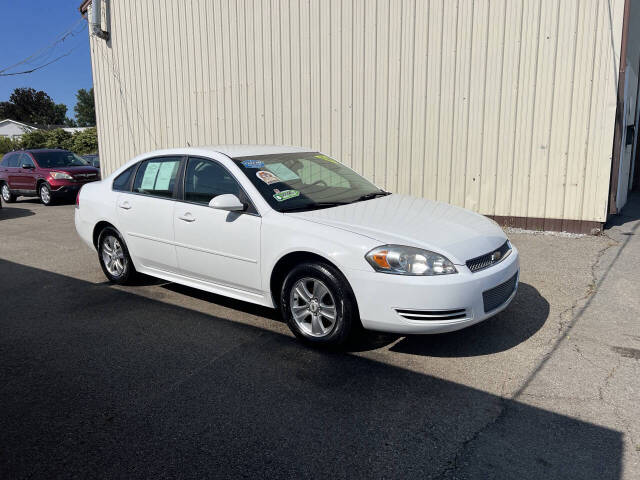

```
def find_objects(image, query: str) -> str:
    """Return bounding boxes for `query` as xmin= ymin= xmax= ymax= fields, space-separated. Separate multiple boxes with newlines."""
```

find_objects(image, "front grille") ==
xmin=395 ymin=308 xmax=467 ymax=321
xmin=466 ymin=241 xmax=511 ymax=273
xmin=482 ymin=273 xmax=518 ymax=313
xmin=73 ymin=173 xmax=98 ymax=182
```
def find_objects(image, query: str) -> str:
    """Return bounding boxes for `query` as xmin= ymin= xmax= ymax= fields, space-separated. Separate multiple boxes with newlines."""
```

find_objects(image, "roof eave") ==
xmin=79 ymin=0 xmax=91 ymax=15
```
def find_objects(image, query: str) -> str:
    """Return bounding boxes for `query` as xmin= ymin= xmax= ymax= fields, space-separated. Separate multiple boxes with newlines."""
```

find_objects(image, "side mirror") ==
xmin=209 ymin=194 xmax=245 ymax=212
xmin=21 ymin=164 xmax=34 ymax=169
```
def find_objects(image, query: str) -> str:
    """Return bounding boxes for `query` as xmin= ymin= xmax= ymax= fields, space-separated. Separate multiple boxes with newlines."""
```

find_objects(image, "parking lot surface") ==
xmin=1 ymin=197 xmax=639 ymax=479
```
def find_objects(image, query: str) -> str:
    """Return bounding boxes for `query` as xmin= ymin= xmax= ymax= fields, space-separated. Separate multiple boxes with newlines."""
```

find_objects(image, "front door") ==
xmin=116 ymin=156 xmax=182 ymax=272
xmin=15 ymin=153 xmax=36 ymax=191
xmin=173 ymin=157 xmax=262 ymax=293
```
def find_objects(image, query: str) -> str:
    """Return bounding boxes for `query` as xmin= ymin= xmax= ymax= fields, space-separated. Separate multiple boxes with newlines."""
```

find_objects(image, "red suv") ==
xmin=0 ymin=149 xmax=100 ymax=205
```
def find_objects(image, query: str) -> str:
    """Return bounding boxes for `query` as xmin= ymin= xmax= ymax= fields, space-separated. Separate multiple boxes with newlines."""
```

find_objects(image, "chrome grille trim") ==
xmin=395 ymin=308 xmax=467 ymax=321
xmin=466 ymin=241 xmax=511 ymax=273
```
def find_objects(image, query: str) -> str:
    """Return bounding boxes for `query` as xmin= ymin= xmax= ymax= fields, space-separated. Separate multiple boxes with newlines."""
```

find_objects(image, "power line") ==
xmin=0 ymin=48 xmax=79 ymax=77
xmin=0 ymin=18 xmax=86 ymax=75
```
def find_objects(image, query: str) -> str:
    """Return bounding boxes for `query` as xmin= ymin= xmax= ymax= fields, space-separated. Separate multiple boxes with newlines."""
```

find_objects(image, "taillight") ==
xmin=75 ymin=190 xmax=80 ymax=209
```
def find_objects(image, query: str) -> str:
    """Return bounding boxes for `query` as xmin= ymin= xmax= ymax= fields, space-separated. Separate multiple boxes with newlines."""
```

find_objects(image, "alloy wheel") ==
xmin=40 ymin=185 xmax=51 ymax=204
xmin=290 ymin=277 xmax=338 ymax=337
xmin=2 ymin=184 xmax=10 ymax=202
xmin=101 ymin=235 xmax=126 ymax=277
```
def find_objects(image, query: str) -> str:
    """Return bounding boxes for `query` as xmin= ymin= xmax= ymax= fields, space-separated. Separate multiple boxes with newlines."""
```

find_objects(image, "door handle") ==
xmin=118 ymin=201 xmax=132 ymax=210
xmin=178 ymin=213 xmax=196 ymax=222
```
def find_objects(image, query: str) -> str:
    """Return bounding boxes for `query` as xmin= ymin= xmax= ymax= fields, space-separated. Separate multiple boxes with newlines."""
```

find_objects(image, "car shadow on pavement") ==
xmin=161 ymin=281 xmax=281 ymax=320
xmin=0 ymin=206 xmax=35 ymax=220
xmin=0 ymin=259 xmax=620 ymax=479
xmin=389 ymin=282 xmax=549 ymax=357
xmin=159 ymin=279 xmax=548 ymax=356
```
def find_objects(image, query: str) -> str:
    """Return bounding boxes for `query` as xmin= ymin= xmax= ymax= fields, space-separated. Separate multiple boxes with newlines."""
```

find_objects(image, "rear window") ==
xmin=132 ymin=157 xmax=181 ymax=198
xmin=2 ymin=153 xmax=19 ymax=167
xmin=112 ymin=165 xmax=137 ymax=191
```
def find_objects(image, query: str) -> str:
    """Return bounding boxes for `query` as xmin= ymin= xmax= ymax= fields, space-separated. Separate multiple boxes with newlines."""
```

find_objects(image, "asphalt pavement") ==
xmin=1 ymin=195 xmax=639 ymax=479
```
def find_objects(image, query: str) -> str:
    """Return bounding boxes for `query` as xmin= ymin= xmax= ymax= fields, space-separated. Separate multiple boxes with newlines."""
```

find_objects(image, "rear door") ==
xmin=115 ymin=156 xmax=183 ymax=273
xmin=5 ymin=154 xmax=20 ymax=189
xmin=1 ymin=153 xmax=15 ymax=184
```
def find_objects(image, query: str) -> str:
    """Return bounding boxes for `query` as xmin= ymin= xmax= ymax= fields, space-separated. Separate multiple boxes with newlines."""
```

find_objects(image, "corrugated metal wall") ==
xmin=89 ymin=0 xmax=625 ymax=223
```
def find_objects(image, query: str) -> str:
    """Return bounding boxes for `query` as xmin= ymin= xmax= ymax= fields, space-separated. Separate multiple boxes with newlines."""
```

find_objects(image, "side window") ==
xmin=184 ymin=157 xmax=242 ymax=204
xmin=132 ymin=157 xmax=181 ymax=198
xmin=112 ymin=164 xmax=137 ymax=192
xmin=19 ymin=153 xmax=34 ymax=168
xmin=0 ymin=154 xmax=11 ymax=166
xmin=6 ymin=154 xmax=19 ymax=168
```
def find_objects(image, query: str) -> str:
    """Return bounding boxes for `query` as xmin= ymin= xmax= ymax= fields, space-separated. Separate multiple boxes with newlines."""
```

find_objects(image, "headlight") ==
xmin=50 ymin=171 xmax=73 ymax=180
xmin=365 ymin=245 xmax=457 ymax=275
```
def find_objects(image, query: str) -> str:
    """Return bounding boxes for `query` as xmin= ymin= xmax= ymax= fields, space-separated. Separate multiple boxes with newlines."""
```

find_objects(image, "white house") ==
xmin=0 ymin=119 xmax=89 ymax=140
xmin=0 ymin=119 xmax=38 ymax=139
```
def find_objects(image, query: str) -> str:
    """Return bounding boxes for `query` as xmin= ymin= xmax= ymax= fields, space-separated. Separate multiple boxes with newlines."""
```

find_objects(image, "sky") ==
xmin=0 ymin=0 xmax=93 ymax=120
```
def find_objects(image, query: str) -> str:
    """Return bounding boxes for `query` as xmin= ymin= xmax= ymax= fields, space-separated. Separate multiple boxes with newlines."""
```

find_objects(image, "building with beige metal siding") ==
xmin=80 ymin=0 xmax=640 ymax=233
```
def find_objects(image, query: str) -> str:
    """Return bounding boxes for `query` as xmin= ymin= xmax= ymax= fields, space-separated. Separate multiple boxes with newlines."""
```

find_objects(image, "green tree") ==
xmin=19 ymin=129 xmax=49 ymax=149
xmin=71 ymin=127 xmax=98 ymax=155
xmin=0 ymin=87 xmax=68 ymax=125
xmin=0 ymin=136 xmax=20 ymax=155
xmin=45 ymin=129 xmax=73 ymax=150
xmin=74 ymin=88 xmax=96 ymax=127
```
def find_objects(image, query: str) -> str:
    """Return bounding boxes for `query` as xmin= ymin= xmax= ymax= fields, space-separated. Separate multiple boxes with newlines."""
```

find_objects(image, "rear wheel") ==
xmin=280 ymin=262 xmax=359 ymax=347
xmin=1 ymin=183 xmax=15 ymax=203
xmin=39 ymin=183 xmax=53 ymax=206
xmin=97 ymin=227 xmax=137 ymax=284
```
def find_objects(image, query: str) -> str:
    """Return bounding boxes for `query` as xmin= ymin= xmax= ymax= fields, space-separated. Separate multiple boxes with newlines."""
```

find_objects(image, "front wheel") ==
xmin=280 ymin=262 xmax=359 ymax=346
xmin=39 ymin=183 xmax=53 ymax=206
xmin=1 ymin=183 xmax=15 ymax=203
xmin=97 ymin=227 xmax=137 ymax=284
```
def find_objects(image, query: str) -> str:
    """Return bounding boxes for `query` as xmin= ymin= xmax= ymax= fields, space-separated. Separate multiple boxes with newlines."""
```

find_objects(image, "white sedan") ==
xmin=75 ymin=145 xmax=519 ymax=346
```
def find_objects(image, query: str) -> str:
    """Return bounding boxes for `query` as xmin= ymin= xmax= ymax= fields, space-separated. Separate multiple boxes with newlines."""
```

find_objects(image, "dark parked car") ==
xmin=82 ymin=153 xmax=100 ymax=169
xmin=0 ymin=149 xmax=100 ymax=206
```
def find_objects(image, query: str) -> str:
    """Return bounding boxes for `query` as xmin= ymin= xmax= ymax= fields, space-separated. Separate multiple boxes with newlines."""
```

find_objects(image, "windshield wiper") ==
xmin=352 ymin=191 xmax=391 ymax=203
xmin=282 ymin=202 xmax=349 ymax=213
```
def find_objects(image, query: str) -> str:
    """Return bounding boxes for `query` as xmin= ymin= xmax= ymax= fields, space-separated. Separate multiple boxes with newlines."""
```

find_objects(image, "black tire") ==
xmin=39 ymin=182 xmax=54 ymax=206
xmin=1 ymin=183 xmax=16 ymax=203
xmin=280 ymin=262 xmax=359 ymax=347
xmin=97 ymin=226 xmax=137 ymax=284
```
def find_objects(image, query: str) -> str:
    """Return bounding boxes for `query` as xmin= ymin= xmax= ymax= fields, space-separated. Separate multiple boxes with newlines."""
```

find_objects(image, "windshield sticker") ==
xmin=265 ymin=162 xmax=300 ymax=181
xmin=241 ymin=159 xmax=265 ymax=168
xmin=314 ymin=154 xmax=338 ymax=164
xmin=273 ymin=189 xmax=300 ymax=202
xmin=256 ymin=170 xmax=281 ymax=185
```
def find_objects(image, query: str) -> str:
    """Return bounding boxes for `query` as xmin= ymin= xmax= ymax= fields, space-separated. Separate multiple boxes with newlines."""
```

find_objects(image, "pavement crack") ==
xmin=435 ymin=234 xmax=621 ymax=479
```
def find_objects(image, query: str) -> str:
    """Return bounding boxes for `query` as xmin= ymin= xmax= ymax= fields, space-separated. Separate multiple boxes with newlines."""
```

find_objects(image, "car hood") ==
xmin=287 ymin=194 xmax=507 ymax=264
xmin=42 ymin=166 xmax=99 ymax=174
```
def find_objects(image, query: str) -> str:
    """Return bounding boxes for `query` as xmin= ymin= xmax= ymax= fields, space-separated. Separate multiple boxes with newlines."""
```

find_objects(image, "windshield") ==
xmin=234 ymin=152 xmax=387 ymax=212
xmin=32 ymin=151 xmax=89 ymax=168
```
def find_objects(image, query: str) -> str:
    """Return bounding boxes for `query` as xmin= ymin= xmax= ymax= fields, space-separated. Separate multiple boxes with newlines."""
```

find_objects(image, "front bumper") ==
xmin=346 ymin=246 xmax=520 ymax=334
xmin=49 ymin=179 xmax=99 ymax=196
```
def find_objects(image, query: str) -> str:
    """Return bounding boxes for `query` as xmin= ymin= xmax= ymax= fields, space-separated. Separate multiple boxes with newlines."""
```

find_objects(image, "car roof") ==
xmin=112 ymin=145 xmax=317 ymax=176
xmin=198 ymin=145 xmax=312 ymax=158
xmin=22 ymin=149 xmax=72 ymax=153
